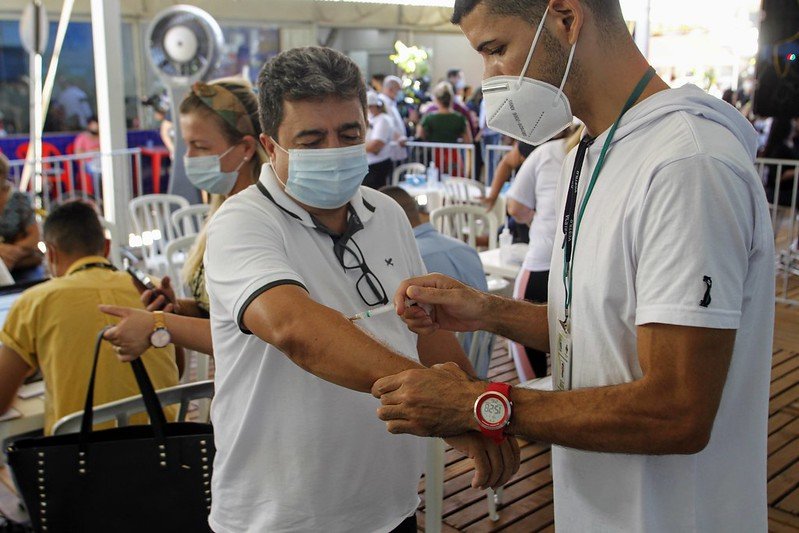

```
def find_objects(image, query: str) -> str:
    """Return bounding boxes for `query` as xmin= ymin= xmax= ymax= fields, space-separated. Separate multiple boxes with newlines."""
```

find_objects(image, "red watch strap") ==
xmin=487 ymin=382 xmax=511 ymax=397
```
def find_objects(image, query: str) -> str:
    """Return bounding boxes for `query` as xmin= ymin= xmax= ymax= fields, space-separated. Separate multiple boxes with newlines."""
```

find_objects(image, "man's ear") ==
xmin=260 ymin=133 xmax=277 ymax=160
xmin=549 ymin=0 xmax=584 ymax=46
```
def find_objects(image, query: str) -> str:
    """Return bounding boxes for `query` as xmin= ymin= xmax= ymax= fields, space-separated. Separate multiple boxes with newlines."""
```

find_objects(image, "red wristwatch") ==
xmin=473 ymin=382 xmax=512 ymax=444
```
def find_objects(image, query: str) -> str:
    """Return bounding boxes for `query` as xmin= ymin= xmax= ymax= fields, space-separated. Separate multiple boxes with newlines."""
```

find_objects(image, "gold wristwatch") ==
xmin=149 ymin=311 xmax=172 ymax=348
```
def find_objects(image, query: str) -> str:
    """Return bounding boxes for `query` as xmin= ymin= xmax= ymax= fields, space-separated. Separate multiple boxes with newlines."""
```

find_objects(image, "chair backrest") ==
xmin=15 ymin=141 xmax=62 ymax=160
xmin=430 ymin=204 xmax=499 ymax=250
xmin=171 ymin=204 xmax=211 ymax=239
xmin=442 ymin=177 xmax=485 ymax=206
xmin=392 ymin=163 xmax=426 ymax=186
xmin=164 ymin=235 xmax=198 ymax=298
xmin=51 ymin=380 xmax=215 ymax=435
xmin=128 ymin=194 xmax=190 ymax=273
xmin=456 ymin=330 xmax=495 ymax=380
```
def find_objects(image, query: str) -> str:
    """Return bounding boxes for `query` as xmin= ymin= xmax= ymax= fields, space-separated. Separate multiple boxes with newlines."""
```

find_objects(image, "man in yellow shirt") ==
xmin=0 ymin=201 xmax=179 ymax=435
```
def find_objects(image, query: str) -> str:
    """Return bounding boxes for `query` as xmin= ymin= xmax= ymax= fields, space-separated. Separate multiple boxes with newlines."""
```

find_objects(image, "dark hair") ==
xmin=379 ymin=186 xmax=421 ymax=225
xmin=447 ymin=69 xmax=463 ymax=80
xmin=257 ymin=47 xmax=367 ymax=140
xmin=179 ymin=80 xmax=263 ymax=147
xmin=87 ymin=115 xmax=99 ymax=124
xmin=371 ymin=73 xmax=386 ymax=83
xmin=451 ymin=0 xmax=625 ymax=29
xmin=764 ymin=118 xmax=794 ymax=159
xmin=43 ymin=200 xmax=105 ymax=256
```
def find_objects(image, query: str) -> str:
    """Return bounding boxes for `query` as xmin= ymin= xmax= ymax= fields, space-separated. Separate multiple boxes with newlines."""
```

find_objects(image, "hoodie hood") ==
xmin=601 ymin=84 xmax=759 ymax=161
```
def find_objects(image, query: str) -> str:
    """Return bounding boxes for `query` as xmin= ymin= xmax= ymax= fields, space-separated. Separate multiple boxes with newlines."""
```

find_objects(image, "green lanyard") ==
xmin=562 ymin=67 xmax=656 ymax=324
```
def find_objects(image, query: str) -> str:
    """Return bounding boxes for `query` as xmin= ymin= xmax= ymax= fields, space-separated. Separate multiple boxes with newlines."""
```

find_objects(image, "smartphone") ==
xmin=126 ymin=266 xmax=157 ymax=294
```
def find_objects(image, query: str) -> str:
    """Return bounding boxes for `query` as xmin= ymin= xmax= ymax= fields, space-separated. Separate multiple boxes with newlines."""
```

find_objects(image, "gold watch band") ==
xmin=153 ymin=310 xmax=167 ymax=331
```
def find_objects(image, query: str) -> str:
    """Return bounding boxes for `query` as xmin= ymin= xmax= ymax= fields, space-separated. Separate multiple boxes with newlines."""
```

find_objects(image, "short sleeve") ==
xmin=420 ymin=114 xmax=432 ymax=135
xmin=507 ymin=153 xmax=541 ymax=210
xmin=635 ymin=155 xmax=754 ymax=329
xmin=205 ymin=200 xmax=307 ymax=334
xmin=373 ymin=116 xmax=393 ymax=145
xmin=0 ymin=292 xmax=39 ymax=369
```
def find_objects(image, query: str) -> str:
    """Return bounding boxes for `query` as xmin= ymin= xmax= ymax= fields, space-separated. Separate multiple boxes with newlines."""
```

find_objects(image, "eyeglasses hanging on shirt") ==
xmin=312 ymin=208 xmax=389 ymax=307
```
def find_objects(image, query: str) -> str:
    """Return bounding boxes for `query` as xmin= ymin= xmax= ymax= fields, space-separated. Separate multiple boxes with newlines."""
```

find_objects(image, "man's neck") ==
xmin=570 ymin=41 xmax=670 ymax=138
xmin=305 ymin=204 xmax=349 ymax=235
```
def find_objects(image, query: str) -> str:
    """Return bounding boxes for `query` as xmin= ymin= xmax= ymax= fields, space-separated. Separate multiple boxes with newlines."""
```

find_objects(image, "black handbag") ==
xmin=6 ymin=330 xmax=214 ymax=533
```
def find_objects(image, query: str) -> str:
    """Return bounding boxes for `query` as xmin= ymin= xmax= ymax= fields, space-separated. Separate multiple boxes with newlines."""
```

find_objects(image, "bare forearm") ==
xmin=480 ymin=295 xmax=549 ymax=352
xmin=175 ymin=298 xmax=206 ymax=318
xmin=507 ymin=381 xmax=709 ymax=454
xmin=165 ymin=314 xmax=213 ymax=355
xmin=251 ymin=303 xmax=422 ymax=393
xmin=418 ymin=329 xmax=476 ymax=377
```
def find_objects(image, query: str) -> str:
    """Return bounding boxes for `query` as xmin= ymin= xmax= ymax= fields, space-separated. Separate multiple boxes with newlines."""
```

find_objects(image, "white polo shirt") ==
xmin=204 ymin=164 xmax=426 ymax=533
xmin=367 ymin=112 xmax=394 ymax=165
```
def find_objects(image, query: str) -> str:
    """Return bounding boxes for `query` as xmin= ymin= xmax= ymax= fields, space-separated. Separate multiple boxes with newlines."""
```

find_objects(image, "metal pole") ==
xmin=91 ymin=0 xmax=130 ymax=251
xmin=31 ymin=0 xmax=44 ymax=209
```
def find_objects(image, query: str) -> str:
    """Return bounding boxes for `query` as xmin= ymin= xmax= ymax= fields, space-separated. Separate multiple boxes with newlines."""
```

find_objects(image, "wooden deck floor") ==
xmin=416 ymin=281 xmax=799 ymax=532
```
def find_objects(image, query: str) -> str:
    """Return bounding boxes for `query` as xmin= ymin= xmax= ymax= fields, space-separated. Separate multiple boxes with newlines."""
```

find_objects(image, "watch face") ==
xmin=150 ymin=328 xmax=171 ymax=348
xmin=480 ymin=397 xmax=507 ymax=426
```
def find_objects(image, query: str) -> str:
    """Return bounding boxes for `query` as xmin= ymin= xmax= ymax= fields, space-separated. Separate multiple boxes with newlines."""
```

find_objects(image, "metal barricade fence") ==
xmin=405 ymin=141 xmax=477 ymax=182
xmin=756 ymin=157 xmax=799 ymax=307
xmin=6 ymin=148 xmax=144 ymax=212
xmin=484 ymin=144 xmax=513 ymax=185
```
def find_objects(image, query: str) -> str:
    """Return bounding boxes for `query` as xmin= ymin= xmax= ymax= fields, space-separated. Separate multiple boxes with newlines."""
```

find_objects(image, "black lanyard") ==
xmin=69 ymin=262 xmax=117 ymax=276
xmin=561 ymin=67 xmax=657 ymax=321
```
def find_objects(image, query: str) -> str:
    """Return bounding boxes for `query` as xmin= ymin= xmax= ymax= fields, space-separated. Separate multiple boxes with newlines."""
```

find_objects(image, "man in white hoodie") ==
xmin=371 ymin=1 xmax=775 ymax=531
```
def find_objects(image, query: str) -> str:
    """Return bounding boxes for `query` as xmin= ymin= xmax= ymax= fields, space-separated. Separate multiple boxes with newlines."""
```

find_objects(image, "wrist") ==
xmin=477 ymin=292 xmax=502 ymax=332
xmin=464 ymin=380 xmax=485 ymax=432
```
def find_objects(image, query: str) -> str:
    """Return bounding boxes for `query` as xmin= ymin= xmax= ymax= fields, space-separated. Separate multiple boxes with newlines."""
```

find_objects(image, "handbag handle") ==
xmin=79 ymin=329 xmax=168 ymax=443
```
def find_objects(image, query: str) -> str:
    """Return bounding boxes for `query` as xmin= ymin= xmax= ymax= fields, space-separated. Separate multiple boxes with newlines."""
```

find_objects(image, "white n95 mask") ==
xmin=482 ymin=6 xmax=577 ymax=146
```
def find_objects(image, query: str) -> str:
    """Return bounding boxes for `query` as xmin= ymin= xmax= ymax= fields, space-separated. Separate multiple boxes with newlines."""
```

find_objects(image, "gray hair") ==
xmin=257 ymin=46 xmax=367 ymax=140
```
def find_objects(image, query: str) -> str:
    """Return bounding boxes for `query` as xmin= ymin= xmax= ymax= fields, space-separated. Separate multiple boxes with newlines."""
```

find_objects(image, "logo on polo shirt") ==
xmin=385 ymin=258 xmax=394 ymax=267
xmin=700 ymin=276 xmax=712 ymax=308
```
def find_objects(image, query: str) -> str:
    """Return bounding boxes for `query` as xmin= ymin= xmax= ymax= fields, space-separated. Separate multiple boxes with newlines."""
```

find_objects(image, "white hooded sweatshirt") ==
xmin=548 ymin=84 xmax=774 ymax=532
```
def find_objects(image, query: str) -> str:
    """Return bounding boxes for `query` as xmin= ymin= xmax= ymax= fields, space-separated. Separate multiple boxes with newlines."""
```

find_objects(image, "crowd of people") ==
xmin=0 ymin=0 xmax=796 ymax=531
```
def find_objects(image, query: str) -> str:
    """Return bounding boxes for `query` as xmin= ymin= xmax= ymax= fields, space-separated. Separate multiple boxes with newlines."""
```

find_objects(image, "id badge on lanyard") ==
xmin=555 ymin=318 xmax=572 ymax=391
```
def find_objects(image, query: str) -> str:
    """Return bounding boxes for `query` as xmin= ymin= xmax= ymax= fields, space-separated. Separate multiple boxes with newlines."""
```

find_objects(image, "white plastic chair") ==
xmin=164 ymin=235 xmax=197 ymax=298
xmin=52 ymin=380 xmax=214 ymax=435
xmin=430 ymin=204 xmax=499 ymax=250
xmin=441 ymin=177 xmax=485 ymax=206
xmin=128 ymin=194 xmax=189 ymax=276
xmin=426 ymin=330 xmax=503 ymax=530
xmin=171 ymin=204 xmax=211 ymax=239
xmin=391 ymin=162 xmax=426 ymax=186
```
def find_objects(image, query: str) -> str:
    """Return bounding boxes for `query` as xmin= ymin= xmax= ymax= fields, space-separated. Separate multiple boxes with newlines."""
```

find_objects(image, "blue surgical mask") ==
xmin=183 ymin=145 xmax=246 ymax=195
xmin=272 ymin=141 xmax=368 ymax=209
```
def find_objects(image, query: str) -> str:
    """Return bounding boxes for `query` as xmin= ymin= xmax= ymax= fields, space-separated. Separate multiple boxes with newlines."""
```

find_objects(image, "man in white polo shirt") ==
xmin=371 ymin=1 xmax=775 ymax=532
xmin=203 ymin=47 xmax=519 ymax=533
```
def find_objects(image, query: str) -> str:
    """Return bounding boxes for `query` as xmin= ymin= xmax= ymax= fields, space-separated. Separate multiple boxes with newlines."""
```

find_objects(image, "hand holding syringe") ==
xmin=348 ymin=300 xmax=419 ymax=322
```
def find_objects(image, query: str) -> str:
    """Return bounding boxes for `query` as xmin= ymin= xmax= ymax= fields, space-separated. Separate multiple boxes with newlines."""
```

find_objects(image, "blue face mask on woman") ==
xmin=184 ymin=145 xmax=247 ymax=195
xmin=271 ymin=141 xmax=368 ymax=209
